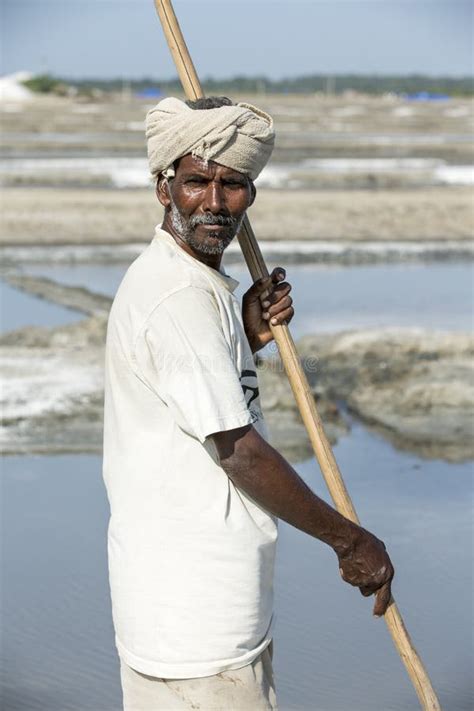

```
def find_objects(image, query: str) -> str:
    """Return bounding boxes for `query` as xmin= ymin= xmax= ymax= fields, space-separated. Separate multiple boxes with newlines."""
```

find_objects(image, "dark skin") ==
xmin=157 ymin=154 xmax=294 ymax=353
xmin=214 ymin=425 xmax=394 ymax=617
xmin=157 ymin=154 xmax=394 ymax=616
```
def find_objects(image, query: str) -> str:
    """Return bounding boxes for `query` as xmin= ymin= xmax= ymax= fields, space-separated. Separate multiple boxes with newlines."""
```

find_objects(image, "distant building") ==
xmin=404 ymin=92 xmax=450 ymax=102
xmin=135 ymin=88 xmax=163 ymax=99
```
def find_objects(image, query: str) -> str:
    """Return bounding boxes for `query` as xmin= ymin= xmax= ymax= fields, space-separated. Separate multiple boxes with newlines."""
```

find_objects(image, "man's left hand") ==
xmin=242 ymin=267 xmax=294 ymax=353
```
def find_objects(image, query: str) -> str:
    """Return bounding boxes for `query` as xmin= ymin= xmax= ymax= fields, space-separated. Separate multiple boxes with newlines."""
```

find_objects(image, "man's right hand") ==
xmin=335 ymin=527 xmax=394 ymax=617
xmin=214 ymin=424 xmax=395 ymax=617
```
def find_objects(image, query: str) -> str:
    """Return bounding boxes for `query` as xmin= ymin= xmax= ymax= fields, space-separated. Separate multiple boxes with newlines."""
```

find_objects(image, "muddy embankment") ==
xmin=261 ymin=330 xmax=474 ymax=462
xmin=1 ymin=273 xmax=472 ymax=462
xmin=1 ymin=186 xmax=473 ymax=246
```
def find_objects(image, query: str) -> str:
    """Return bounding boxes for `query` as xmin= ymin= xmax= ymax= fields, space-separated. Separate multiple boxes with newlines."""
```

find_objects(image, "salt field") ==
xmin=1 ymin=90 xmax=472 ymax=710
xmin=1 ymin=155 xmax=473 ymax=190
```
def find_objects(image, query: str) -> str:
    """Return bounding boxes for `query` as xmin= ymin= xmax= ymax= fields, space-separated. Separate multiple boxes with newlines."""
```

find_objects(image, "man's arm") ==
xmin=212 ymin=424 xmax=394 ymax=616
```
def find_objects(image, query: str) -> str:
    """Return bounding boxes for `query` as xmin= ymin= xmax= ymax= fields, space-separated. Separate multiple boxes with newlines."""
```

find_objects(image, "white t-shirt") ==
xmin=103 ymin=226 xmax=278 ymax=679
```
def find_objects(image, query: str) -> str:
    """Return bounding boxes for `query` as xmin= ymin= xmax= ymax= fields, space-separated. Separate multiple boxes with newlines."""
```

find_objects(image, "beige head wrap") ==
xmin=145 ymin=97 xmax=275 ymax=180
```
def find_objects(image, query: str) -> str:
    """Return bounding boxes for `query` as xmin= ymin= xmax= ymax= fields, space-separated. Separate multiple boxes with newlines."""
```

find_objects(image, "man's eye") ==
xmin=224 ymin=181 xmax=245 ymax=188
xmin=186 ymin=177 xmax=206 ymax=185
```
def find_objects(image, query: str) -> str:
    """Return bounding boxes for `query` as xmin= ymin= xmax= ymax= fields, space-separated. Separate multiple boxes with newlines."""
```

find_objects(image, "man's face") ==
xmin=158 ymin=154 xmax=255 ymax=256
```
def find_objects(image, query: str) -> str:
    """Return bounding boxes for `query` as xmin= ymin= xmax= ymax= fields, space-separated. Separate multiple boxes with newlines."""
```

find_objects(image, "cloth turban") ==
xmin=145 ymin=97 xmax=275 ymax=180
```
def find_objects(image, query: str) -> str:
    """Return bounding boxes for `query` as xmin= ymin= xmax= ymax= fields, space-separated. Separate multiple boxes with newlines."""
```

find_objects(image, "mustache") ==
xmin=189 ymin=213 xmax=239 ymax=229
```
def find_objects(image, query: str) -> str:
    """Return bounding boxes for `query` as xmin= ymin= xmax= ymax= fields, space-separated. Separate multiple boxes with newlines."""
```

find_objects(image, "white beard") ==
xmin=169 ymin=197 xmax=243 ymax=256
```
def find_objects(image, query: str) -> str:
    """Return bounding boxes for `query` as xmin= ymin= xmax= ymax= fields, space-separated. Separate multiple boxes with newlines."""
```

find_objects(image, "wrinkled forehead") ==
xmin=175 ymin=153 xmax=250 ymax=180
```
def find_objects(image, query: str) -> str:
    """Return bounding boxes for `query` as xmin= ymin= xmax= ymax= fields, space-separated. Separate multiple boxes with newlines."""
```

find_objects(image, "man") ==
xmin=103 ymin=96 xmax=394 ymax=711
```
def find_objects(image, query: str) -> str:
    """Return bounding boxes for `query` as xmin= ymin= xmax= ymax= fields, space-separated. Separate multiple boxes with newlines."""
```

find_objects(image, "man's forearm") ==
xmin=214 ymin=424 xmax=394 ymax=615
xmin=218 ymin=426 xmax=359 ymax=554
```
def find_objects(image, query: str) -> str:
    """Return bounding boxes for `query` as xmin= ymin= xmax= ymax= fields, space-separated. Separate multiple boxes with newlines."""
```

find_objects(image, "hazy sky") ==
xmin=2 ymin=0 xmax=472 ymax=79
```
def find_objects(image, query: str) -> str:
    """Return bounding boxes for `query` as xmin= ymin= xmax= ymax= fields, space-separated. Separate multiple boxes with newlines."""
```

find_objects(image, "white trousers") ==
xmin=120 ymin=643 xmax=278 ymax=711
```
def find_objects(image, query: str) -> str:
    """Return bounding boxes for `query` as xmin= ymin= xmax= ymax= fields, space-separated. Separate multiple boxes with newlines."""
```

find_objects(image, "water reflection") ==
xmin=0 ymin=281 xmax=84 ymax=333
xmin=22 ymin=261 xmax=474 ymax=336
xmin=2 ymin=425 xmax=472 ymax=710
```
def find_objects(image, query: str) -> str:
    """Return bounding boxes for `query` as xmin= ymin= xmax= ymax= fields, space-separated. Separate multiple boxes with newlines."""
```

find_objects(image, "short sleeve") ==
xmin=134 ymin=286 xmax=254 ymax=442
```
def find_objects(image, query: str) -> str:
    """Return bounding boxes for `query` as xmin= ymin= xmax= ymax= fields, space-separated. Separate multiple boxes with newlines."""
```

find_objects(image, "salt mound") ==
xmin=0 ymin=71 xmax=34 ymax=102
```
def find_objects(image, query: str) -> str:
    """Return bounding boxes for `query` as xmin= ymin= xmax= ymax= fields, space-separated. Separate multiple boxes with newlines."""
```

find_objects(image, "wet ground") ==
xmin=2 ymin=424 xmax=472 ymax=711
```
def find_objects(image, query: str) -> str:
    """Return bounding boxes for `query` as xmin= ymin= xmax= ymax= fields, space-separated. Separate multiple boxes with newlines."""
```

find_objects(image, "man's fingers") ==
xmin=264 ymin=294 xmax=293 ymax=317
xmin=243 ymin=276 xmax=273 ymax=302
xmin=268 ymin=307 xmax=294 ymax=327
xmin=260 ymin=267 xmax=288 ymax=304
xmin=244 ymin=269 xmax=293 ymax=326
xmin=372 ymin=580 xmax=393 ymax=617
xmin=270 ymin=267 xmax=286 ymax=283
xmin=261 ymin=283 xmax=292 ymax=309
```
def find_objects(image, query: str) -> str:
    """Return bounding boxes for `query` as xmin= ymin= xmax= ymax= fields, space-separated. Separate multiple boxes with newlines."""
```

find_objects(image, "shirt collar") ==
xmin=153 ymin=225 xmax=240 ymax=294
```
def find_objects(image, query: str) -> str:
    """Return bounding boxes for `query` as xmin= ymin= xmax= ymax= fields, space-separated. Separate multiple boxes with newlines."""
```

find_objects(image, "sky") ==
xmin=2 ymin=0 xmax=472 ymax=79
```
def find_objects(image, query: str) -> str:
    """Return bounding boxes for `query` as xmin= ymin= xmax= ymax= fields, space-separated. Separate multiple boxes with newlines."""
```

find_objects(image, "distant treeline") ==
xmin=25 ymin=73 xmax=473 ymax=96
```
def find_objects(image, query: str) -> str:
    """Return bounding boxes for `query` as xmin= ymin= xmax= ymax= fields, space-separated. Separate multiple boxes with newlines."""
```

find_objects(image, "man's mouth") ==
xmin=198 ymin=224 xmax=229 ymax=232
xmin=169 ymin=200 xmax=242 ymax=254
xmin=190 ymin=214 xmax=237 ymax=231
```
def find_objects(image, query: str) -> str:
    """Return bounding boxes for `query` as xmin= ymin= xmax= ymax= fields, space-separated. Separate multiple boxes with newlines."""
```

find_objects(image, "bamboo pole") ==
xmin=152 ymin=2 xmax=442 ymax=708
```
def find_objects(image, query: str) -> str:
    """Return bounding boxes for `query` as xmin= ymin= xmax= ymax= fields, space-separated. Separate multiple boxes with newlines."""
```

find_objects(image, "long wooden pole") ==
xmin=152 ymin=2 xmax=442 ymax=708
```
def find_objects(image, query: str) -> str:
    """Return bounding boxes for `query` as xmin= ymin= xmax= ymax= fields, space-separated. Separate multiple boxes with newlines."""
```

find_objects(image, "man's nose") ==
xmin=203 ymin=181 xmax=225 ymax=214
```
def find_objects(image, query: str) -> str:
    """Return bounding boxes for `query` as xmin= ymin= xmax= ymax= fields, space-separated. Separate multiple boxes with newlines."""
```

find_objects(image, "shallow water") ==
xmin=2 ymin=424 xmax=472 ymax=710
xmin=0 ymin=281 xmax=84 ymax=332
xmin=2 ymin=259 xmax=472 ymax=709
xmin=23 ymin=261 xmax=474 ymax=335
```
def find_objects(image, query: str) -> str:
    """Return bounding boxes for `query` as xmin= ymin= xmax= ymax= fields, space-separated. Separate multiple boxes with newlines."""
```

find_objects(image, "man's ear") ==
xmin=156 ymin=175 xmax=172 ymax=208
xmin=248 ymin=180 xmax=256 ymax=207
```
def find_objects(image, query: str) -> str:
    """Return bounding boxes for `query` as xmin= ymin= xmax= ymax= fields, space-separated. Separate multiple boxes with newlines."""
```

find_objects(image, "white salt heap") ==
xmin=0 ymin=71 xmax=35 ymax=103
